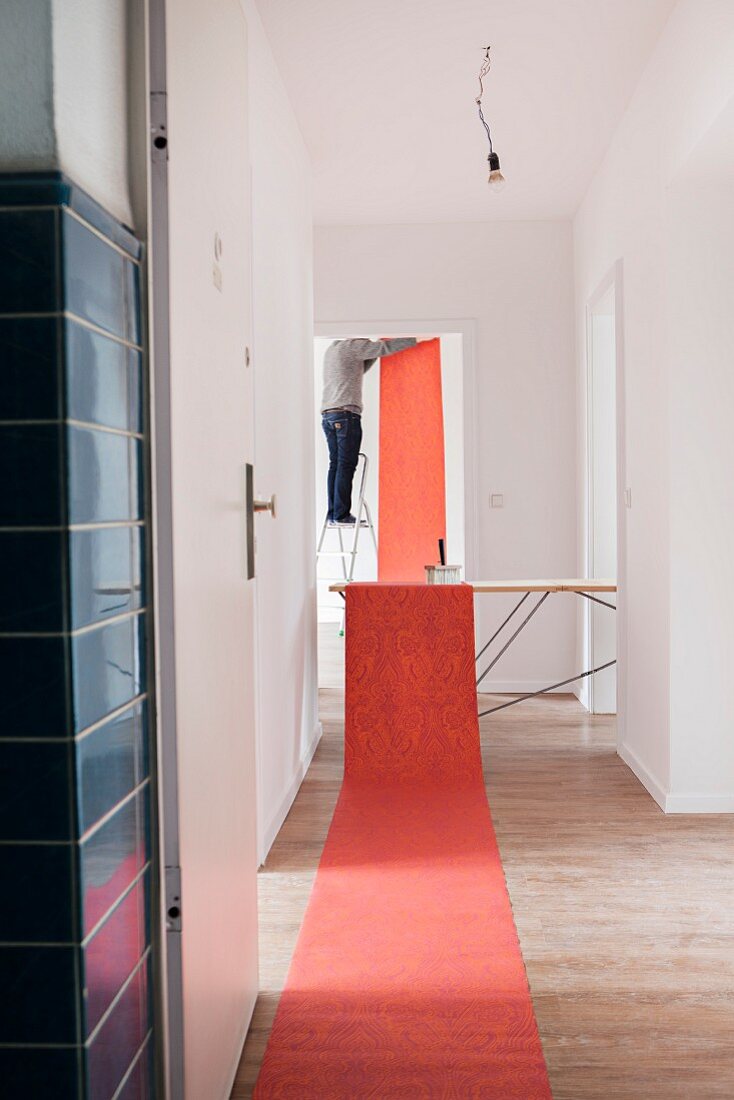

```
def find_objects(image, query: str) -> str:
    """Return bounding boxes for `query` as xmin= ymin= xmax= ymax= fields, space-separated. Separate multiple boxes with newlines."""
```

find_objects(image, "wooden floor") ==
xmin=232 ymin=625 xmax=734 ymax=1098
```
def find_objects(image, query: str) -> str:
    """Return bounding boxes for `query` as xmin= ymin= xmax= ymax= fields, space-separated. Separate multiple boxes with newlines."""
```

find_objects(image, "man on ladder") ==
xmin=320 ymin=336 xmax=426 ymax=525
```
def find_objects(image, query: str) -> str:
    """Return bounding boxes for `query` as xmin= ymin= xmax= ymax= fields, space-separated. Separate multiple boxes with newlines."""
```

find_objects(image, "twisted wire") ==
xmin=476 ymin=46 xmax=494 ymax=155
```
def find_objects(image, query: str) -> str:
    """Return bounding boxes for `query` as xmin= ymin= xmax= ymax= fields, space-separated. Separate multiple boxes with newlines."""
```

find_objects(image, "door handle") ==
xmin=253 ymin=494 xmax=277 ymax=519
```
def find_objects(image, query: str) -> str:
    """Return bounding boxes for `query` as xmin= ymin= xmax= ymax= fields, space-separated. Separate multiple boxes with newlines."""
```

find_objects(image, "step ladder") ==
xmin=317 ymin=452 xmax=378 ymax=634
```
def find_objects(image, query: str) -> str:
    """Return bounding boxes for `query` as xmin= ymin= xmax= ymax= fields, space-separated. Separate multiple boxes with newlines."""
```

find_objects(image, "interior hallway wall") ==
xmin=241 ymin=0 xmax=319 ymax=862
xmin=574 ymin=0 xmax=734 ymax=810
xmin=315 ymin=221 xmax=577 ymax=691
xmin=667 ymin=167 xmax=734 ymax=810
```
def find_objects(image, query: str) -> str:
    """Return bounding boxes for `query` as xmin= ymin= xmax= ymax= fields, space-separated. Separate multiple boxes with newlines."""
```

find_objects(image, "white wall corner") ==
xmin=617 ymin=741 xmax=667 ymax=812
xmin=258 ymin=721 xmax=323 ymax=866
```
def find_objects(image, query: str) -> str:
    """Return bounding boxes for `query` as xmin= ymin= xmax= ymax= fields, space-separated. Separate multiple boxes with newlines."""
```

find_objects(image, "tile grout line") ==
xmin=0 ymin=310 xmax=143 ymax=352
xmin=84 ymin=948 xmax=151 ymax=1049
xmin=0 ymin=207 xmax=140 ymax=266
xmin=78 ymin=778 xmax=150 ymax=845
xmin=62 ymin=205 xmax=141 ymax=265
xmin=0 ymin=522 xmax=145 ymax=532
xmin=0 ymin=606 xmax=146 ymax=639
xmin=81 ymin=863 xmax=151 ymax=947
xmin=0 ymin=780 xmax=150 ymax=847
xmin=0 ymin=418 xmax=144 ymax=441
xmin=0 ymin=693 xmax=148 ymax=744
xmin=109 ymin=1031 xmax=153 ymax=1100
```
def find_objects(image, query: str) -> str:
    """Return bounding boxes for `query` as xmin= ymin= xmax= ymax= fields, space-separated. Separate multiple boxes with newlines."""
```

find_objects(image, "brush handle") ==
xmin=438 ymin=538 xmax=446 ymax=566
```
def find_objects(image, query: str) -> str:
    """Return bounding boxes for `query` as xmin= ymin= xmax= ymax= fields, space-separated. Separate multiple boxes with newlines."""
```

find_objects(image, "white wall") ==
xmin=0 ymin=0 xmax=139 ymax=228
xmin=667 ymin=160 xmax=734 ymax=810
xmin=0 ymin=1 xmax=56 ymax=169
xmin=241 ymin=0 xmax=319 ymax=862
xmin=315 ymin=222 xmax=577 ymax=691
xmin=574 ymin=0 xmax=734 ymax=810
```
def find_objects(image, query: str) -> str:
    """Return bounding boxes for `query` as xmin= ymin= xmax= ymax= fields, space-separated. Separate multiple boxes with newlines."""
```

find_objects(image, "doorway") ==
xmin=586 ymin=276 xmax=622 ymax=714
xmin=313 ymin=322 xmax=477 ymax=684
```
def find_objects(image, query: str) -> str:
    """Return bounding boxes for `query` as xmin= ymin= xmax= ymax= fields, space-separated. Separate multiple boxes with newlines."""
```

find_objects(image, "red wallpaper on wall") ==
xmin=378 ymin=338 xmax=446 ymax=581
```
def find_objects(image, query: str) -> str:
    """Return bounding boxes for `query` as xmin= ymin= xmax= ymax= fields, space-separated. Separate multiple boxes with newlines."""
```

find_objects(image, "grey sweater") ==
xmin=320 ymin=338 xmax=418 ymax=414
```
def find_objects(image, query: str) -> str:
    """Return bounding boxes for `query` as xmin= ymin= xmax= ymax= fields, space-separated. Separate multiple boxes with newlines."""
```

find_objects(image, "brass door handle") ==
xmin=254 ymin=494 xmax=277 ymax=519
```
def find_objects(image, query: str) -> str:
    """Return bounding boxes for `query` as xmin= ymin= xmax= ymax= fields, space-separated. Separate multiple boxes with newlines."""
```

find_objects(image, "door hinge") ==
xmin=150 ymin=91 xmax=169 ymax=162
xmin=165 ymin=865 xmax=182 ymax=932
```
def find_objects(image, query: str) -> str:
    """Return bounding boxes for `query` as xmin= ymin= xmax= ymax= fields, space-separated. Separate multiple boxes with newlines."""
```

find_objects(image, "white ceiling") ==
xmin=255 ymin=0 xmax=675 ymax=224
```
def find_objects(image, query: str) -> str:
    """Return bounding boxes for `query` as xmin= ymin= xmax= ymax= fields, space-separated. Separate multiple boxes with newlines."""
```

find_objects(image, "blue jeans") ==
xmin=322 ymin=411 xmax=362 ymax=522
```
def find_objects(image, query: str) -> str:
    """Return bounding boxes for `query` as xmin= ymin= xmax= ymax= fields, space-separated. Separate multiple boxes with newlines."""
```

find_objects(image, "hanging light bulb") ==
xmin=487 ymin=151 xmax=506 ymax=192
xmin=476 ymin=46 xmax=506 ymax=192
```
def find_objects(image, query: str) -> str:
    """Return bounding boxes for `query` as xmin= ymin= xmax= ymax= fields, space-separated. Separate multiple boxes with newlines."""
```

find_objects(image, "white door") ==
xmin=164 ymin=1 xmax=258 ymax=1095
xmin=588 ymin=289 xmax=617 ymax=714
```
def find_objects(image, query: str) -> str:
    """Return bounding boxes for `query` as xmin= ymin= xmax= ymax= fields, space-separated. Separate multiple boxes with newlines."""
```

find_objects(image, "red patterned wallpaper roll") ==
xmin=378 ymin=338 xmax=446 ymax=580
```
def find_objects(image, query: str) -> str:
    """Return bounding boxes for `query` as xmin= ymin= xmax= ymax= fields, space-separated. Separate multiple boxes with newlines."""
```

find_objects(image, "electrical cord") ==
xmin=476 ymin=46 xmax=494 ymax=154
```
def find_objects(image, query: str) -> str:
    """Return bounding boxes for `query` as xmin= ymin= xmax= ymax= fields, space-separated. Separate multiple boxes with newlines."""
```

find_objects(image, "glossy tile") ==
xmin=0 ymin=1046 xmax=80 ymax=1100
xmin=83 ymin=873 xmax=148 ymax=1035
xmin=65 ymin=320 xmax=142 ymax=433
xmin=76 ymin=701 xmax=147 ymax=835
xmin=0 ymin=946 xmax=79 ymax=1044
xmin=0 ymin=530 xmax=65 ymax=632
xmin=66 ymin=426 xmax=138 ymax=525
xmin=71 ymin=616 xmax=143 ymax=734
xmin=69 ymin=526 xmax=138 ymax=630
xmin=86 ymin=956 xmax=150 ymax=1100
xmin=131 ymin=525 xmax=145 ymax=613
xmin=0 ymin=740 xmax=71 ymax=841
xmin=0 ymin=844 xmax=75 ymax=942
xmin=0 ymin=172 xmax=140 ymax=259
xmin=61 ymin=212 xmax=140 ymax=345
xmin=0 ymin=424 xmax=64 ymax=526
xmin=66 ymin=184 xmax=142 ymax=262
xmin=80 ymin=790 xmax=149 ymax=935
xmin=0 ymin=634 xmax=69 ymax=739
xmin=0 ymin=317 xmax=61 ymax=420
xmin=0 ymin=171 xmax=69 ymax=207
xmin=130 ymin=438 xmax=144 ymax=521
xmin=0 ymin=208 xmax=58 ymax=314
xmin=129 ymin=349 xmax=143 ymax=434
xmin=116 ymin=1035 xmax=154 ymax=1100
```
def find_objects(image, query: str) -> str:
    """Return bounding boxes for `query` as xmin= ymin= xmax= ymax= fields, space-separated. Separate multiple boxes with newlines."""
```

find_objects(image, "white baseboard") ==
xmin=618 ymin=741 xmax=734 ymax=813
xmin=259 ymin=721 xmax=323 ymax=865
xmin=664 ymin=791 xmax=734 ymax=813
xmin=617 ymin=741 xmax=667 ymax=811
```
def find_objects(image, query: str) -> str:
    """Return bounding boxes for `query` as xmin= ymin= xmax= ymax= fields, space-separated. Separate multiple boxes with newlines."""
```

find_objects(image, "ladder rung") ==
xmin=324 ymin=521 xmax=371 ymax=529
xmin=318 ymin=550 xmax=355 ymax=557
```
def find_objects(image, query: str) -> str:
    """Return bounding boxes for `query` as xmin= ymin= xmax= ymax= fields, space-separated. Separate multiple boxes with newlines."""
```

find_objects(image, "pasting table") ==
xmin=329 ymin=579 xmax=617 ymax=716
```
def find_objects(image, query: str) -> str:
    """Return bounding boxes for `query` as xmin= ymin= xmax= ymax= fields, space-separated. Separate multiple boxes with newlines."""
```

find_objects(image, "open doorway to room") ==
xmin=586 ymin=269 xmax=624 ymax=715
xmin=313 ymin=324 xmax=477 ymax=688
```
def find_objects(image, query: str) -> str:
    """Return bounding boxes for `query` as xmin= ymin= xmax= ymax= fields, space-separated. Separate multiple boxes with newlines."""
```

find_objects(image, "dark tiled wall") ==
xmin=0 ymin=174 xmax=155 ymax=1099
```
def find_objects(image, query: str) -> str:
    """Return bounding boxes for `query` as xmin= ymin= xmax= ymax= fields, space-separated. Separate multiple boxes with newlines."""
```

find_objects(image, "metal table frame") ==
xmin=474 ymin=583 xmax=616 ymax=717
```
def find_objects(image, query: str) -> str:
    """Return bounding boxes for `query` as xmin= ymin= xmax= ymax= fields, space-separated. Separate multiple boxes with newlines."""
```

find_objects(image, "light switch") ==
xmin=490 ymin=493 xmax=504 ymax=509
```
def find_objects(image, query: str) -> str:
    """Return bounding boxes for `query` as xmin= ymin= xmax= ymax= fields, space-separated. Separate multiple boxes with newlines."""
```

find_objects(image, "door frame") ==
xmin=313 ymin=318 xmax=479 ymax=585
xmin=147 ymin=0 xmax=184 ymax=1095
xmin=584 ymin=261 xmax=626 ymax=733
